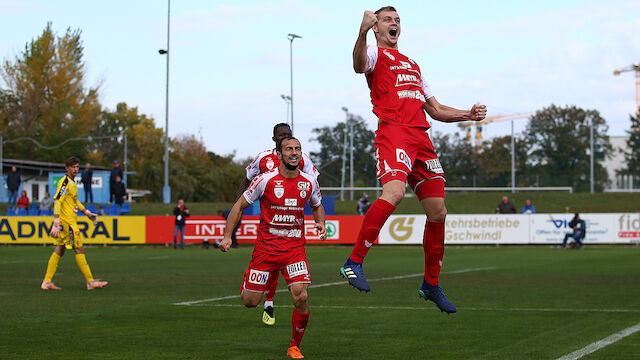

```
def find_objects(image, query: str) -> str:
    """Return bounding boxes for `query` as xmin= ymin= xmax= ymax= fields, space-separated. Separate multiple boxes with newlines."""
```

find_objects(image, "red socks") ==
xmin=290 ymin=308 xmax=310 ymax=347
xmin=423 ymin=221 xmax=445 ymax=285
xmin=264 ymin=276 xmax=278 ymax=301
xmin=349 ymin=198 xmax=396 ymax=263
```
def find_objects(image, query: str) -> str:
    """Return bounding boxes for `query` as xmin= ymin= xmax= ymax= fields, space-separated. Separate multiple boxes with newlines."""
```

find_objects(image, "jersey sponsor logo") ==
xmin=274 ymin=187 xmax=284 ymax=198
xmin=425 ymin=159 xmax=444 ymax=174
xmin=285 ymin=198 xmax=297 ymax=206
xmin=56 ymin=177 xmax=70 ymax=200
xmin=389 ymin=61 xmax=413 ymax=71
xmin=300 ymin=190 xmax=307 ymax=199
xmin=396 ymin=148 xmax=412 ymax=170
xmin=268 ymin=227 xmax=302 ymax=238
xmin=397 ymin=90 xmax=426 ymax=102
xmin=297 ymin=181 xmax=311 ymax=191
xmin=248 ymin=269 xmax=269 ymax=285
xmin=395 ymin=73 xmax=420 ymax=87
xmin=383 ymin=50 xmax=395 ymax=61
xmin=286 ymin=261 xmax=308 ymax=278
xmin=272 ymin=214 xmax=297 ymax=224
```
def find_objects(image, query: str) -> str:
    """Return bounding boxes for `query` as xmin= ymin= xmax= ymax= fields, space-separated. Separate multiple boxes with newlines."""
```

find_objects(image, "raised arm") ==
xmin=423 ymin=97 xmax=487 ymax=123
xmin=353 ymin=10 xmax=378 ymax=73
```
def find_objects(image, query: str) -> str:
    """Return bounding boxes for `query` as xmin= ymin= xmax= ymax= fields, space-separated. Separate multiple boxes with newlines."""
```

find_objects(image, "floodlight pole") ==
xmin=160 ymin=0 xmax=171 ymax=204
xmin=511 ymin=119 xmax=515 ymax=193
xmin=288 ymin=33 xmax=301 ymax=132
xmin=590 ymin=117 xmax=594 ymax=193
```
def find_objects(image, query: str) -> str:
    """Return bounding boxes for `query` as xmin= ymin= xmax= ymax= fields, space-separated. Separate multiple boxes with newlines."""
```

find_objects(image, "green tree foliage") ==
xmin=431 ymin=131 xmax=478 ymax=186
xmin=0 ymin=23 xmax=100 ymax=160
xmin=310 ymin=115 xmax=376 ymax=187
xmin=619 ymin=110 xmax=640 ymax=187
xmin=523 ymin=104 xmax=611 ymax=192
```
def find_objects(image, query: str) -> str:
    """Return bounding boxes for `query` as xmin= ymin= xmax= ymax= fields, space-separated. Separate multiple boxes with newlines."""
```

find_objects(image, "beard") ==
xmin=283 ymin=160 xmax=298 ymax=171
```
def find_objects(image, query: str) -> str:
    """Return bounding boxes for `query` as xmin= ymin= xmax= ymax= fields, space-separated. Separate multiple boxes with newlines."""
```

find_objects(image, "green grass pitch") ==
xmin=1 ymin=245 xmax=639 ymax=359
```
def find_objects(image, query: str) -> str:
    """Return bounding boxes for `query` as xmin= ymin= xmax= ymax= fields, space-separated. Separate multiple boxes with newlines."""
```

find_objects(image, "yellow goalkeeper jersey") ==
xmin=54 ymin=174 xmax=85 ymax=225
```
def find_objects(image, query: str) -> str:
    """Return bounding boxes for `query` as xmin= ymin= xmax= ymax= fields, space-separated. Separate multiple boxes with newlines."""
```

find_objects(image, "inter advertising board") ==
xmin=144 ymin=215 xmax=363 ymax=245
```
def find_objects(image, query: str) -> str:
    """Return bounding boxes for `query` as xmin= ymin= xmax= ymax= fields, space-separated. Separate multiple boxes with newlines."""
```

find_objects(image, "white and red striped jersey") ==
xmin=365 ymin=45 xmax=434 ymax=128
xmin=245 ymin=148 xmax=319 ymax=181
xmin=243 ymin=168 xmax=322 ymax=254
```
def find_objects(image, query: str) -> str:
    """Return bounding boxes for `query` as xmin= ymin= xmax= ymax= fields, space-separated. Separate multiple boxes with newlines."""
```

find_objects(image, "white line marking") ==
xmin=183 ymin=303 xmax=640 ymax=314
xmin=173 ymin=267 xmax=497 ymax=306
xmin=556 ymin=322 xmax=640 ymax=360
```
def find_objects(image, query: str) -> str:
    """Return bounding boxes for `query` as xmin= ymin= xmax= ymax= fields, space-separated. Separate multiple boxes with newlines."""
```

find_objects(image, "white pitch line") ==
xmin=556 ymin=321 xmax=640 ymax=360
xmin=184 ymin=303 xmax=640 ymax=314
xmin=173 ymin=266 xmax=497 ymax=306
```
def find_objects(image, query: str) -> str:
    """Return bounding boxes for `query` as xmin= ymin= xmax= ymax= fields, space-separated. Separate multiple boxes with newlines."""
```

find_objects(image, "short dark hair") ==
xmin=276 ymin=136 xmax=299 ymax=153
xmin=273 ymin=123 xmax=291 ymax=137
xmin=375 ymin=6 xmax=397 ymax=15
xmin=65 ymin=157 xmax=80 ymax=167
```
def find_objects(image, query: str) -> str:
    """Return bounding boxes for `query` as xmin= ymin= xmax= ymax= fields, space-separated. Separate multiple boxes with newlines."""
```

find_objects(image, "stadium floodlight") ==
xmin=287 ymin=33 xmax=301 ymax=132
xmin=281 ymin=95 xmax=291 ymax=124
xmin=159 ymin=0 xmax=171 ymax=204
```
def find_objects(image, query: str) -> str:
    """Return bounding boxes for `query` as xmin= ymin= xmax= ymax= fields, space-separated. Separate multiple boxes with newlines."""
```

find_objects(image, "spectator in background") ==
xmin=7 ymin=166 xmax=21 ymax=209
xmin=40 ymin=192 xmax=52 ymax=211
xmin=110 ymin=160 xmax=123 ymax=203
xmin=496 ymin=196 xmax=516 ymax=214
xmin=521 ymin=199 xmax=536 ymax=214
xmin=81 ymin=162 xmax=93 ymax=203
xmin=357 ymin=193 xmax=372 ymax=215
xmin=173 ymin=199 xmax=190 ymax=250
xmin=562 ymin=213 xmax=586 ymax=249
xmin=112 ymin=176 xmax=127 ymax=206
xmin=16 ymin=190 xmax=30 ymax=211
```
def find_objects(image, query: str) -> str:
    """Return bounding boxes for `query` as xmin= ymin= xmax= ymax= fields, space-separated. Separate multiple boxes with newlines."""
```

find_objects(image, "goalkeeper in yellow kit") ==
xmin=41 ymin=157 xmax=108 ymax=291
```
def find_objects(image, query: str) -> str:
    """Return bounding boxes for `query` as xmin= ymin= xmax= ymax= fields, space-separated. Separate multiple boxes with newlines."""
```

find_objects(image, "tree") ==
xmin=523 ymin=104 xmax=611 ymax=192
xmin=474 ymin=135 xmax=530 ymax=187
xmin=430 ymin=131 xmax=478 ymax=186
xmin=310 ymin=115 xmax=376 ymax=187
xmin=619 ymin=110 xmax=640 ymax=187
xmin=0 ymin=23 xmax=100 ymax=161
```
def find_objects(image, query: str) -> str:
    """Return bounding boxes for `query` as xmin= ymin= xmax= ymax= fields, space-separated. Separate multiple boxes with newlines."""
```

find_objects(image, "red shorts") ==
xmin=374 ymin=122 xmax=446 ymax=198
xmin=241 ymin=246 xmax=311 ymax=293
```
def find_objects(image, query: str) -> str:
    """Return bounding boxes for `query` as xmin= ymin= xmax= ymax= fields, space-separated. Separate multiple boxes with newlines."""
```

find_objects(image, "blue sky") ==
xmin=1 ymin=0 xmax=639 ymax=160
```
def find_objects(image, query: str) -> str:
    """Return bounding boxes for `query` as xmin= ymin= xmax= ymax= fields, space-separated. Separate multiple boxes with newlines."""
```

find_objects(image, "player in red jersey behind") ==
xmin=236 ymin=123 xmax=319 ymax=326
xmin=340 ymin=6 xmax=487 ymax=314
xmin=219 ymin=136 xmax=327 ymax=359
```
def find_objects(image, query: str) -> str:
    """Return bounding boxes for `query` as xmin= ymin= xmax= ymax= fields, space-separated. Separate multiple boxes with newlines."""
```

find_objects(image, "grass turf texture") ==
xmin=1 ymin=245 xmax=639 ymax=359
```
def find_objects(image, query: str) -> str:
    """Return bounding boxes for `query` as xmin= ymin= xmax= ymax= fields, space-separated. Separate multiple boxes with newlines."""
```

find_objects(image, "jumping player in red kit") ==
xmin=339 ymin=6 xmax=487 ymax=314
xmin=236 ymin=123 xmax=319 ymax=327
xmin=220 ymin=136 xmax=327 ymax=359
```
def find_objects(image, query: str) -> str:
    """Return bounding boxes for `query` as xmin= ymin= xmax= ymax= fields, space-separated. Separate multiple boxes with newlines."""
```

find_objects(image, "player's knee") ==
xmin=241 ymin=293 xmax=260 ymax=308
xmin=428 ymin=206 xmax=447 ymax=222
xmin=292 ymin=290 xmax=308 ymax=308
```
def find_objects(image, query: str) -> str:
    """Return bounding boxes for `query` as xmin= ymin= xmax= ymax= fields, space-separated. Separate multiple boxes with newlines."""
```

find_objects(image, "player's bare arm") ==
xmin=50 ymin=214 xmax=60 ymax=237
xmin=311 ymin=205 xmax=327 ymax=241
xmin=235 ymin=178 xmax=251 ymax=201
xmin=423 ymin=97 xmax=487 ymax=123
xmin=353 ymin=10 xmax=377 ymax=73
xmin=219 ymin=196 xmax=251 ymax=252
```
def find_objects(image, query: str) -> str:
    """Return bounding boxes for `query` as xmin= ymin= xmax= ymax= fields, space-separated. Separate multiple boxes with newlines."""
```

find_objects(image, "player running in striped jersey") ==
xmin=220 ymin=136 xmax=327 ymax=359
xmin=236 ymin=123 xmax=319 ymax=326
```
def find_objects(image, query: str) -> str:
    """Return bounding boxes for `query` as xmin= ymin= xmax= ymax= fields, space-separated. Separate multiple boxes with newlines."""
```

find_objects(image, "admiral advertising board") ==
xmin=0 ymin=216 xmax=146 ymax=244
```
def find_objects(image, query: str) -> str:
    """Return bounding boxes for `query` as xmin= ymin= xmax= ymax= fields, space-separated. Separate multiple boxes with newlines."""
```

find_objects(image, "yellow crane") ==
xmin=457 ymin=112 xmax=534 ymax=145
xmin=613 ymin=62 xmax=640 ymax=115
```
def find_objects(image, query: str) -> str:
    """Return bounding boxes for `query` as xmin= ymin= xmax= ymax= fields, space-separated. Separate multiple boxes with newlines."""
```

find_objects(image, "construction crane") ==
xmin=457 ymin=112 xmax=534 ymax=145
xmin=613 ymin=62 xmax=640 ymax=115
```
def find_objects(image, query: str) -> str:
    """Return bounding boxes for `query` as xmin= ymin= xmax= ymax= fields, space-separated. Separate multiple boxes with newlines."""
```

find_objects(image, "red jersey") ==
xmin=244 ymin=168 xmax=322 ymax=254
xmin=365 ymin=46 xmax=434 ymax=128
xmin=245 ymin=148 xmax=319 ymax=181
